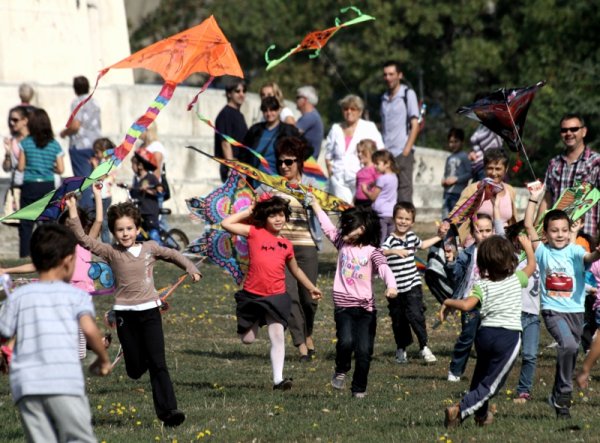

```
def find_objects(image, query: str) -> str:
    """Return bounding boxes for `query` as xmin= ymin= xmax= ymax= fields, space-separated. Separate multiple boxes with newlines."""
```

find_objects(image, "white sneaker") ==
xmin=447 ymin=371 xmax=461 ymax=382
xmin=420 ymin=346 xmax=437 ymax=363
xmin=395 ymin=348 xmax=408 ymax=364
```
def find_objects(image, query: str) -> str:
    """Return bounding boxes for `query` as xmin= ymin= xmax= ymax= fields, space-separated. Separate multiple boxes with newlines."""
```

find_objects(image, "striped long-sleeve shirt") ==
xmin=317 ymin=210 xmax=396 ymax=311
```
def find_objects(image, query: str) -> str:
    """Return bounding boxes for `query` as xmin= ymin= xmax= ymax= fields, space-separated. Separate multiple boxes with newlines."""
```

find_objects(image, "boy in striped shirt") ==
xmin=441 ymin=235 xmax=536 ymax=427
xmin=382 ymin=202 xmax=443 ymax=363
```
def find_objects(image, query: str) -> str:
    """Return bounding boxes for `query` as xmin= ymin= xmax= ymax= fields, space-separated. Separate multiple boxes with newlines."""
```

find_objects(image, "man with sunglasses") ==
xmin=538 ymin=114 xmax=600 ymax=239
xmin=215 ymin=79 xmax=248 ymax=182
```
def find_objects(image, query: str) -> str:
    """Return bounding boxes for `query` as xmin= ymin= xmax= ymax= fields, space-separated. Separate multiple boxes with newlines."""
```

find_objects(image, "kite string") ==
xmin=319 ymin=50 xmax=354 ymax=97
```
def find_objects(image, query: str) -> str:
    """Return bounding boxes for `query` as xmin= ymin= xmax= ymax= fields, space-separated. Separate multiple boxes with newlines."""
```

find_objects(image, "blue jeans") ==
xmin=449 ymin=309 xmax=481 ymax=377
xmin=442 ymin=192 xmax=460 ymax=219
xmin=516 ymin=313 xmax=540 ymax=395
xmin=334 ymin=307 xmax=377 ymax=394
xmin=69 ymin=148 xmax=94 ymax=210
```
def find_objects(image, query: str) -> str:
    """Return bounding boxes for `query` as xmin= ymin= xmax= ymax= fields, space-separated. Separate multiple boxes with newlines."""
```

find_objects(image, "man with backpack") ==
xmin=381 ymin=61 xmax=420 ymax=203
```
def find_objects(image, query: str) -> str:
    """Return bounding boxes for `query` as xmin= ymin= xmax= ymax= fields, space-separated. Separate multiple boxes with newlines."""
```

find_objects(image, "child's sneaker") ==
xmin=331 ymin=372 xmax=346 ymax=390
xmin=513 ymin=392 xmax=531 ymax=404
xmin=352 ymin=391 xmax=366 ymax=398
xmin=548 ymin=393 xmax=571 ymax=419
xmin=447 ymin=371 xmax=461 ymax=382
xmin=395 ymin=348 xmax=408 ymax=364
xmin=419 ymin=346 xmax=437 ymax=363
xmin=273 ymin=378 xmax=293 ymax=391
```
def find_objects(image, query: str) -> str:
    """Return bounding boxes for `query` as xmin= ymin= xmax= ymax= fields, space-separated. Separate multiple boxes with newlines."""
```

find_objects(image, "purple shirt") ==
xmin=372 ymin=173 xmax=398 ymax=218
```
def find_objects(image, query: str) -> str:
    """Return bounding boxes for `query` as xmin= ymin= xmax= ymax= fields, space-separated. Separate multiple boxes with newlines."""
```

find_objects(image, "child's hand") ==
xmin=92 ymin=182 xmax=103 ymax=197
xmin=190 ymin=272 xmax=202 ymax=283
xmin=65 ymin=194 xmax=78 ymax=213
xmin=390 ymin=248 xmax=410 ymax=258
xmin=438 ymin=220 xmax=450 ymax=237
xmin=385 ymin=288 xmax=398 ymax=299
xmin=570 ymin=218 xmax=582 ymax=234
xmin=527 ymin=180 xmax=544 ymax=202
xmin=439 ymin=303 xmax=451 ymax=322
xmin=89 ymin=357 xmax=111 ymax=377
xmin=310 ymin=287 xmax=322 ymax=300
xmin=517 ymin=234 xmax=532 ymax=251
xmin=576 ymin=370 xmax=590 ymax=389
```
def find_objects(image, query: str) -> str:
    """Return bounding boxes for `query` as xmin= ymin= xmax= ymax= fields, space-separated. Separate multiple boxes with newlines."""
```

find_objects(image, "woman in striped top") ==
xmin=441 ymin=235 xmax=536 ymax=427
xmin=17 ymin=108 xmax=64 ymax=257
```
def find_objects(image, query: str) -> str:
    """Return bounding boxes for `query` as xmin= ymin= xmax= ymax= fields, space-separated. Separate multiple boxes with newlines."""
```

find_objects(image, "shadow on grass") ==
xmin=181 ymin=348 xmax=266 ymax=361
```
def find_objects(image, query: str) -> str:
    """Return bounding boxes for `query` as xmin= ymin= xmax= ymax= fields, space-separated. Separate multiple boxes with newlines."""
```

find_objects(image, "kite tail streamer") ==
xmin=65 ymin=68 xmax=109 ymax=128
xmin=187 ymin=76 xmax=215 ymax=111
xmin=106 ymin=82 xmax=176 ymax=163
xmin=194 ymin=111 xmax=272 ymax=172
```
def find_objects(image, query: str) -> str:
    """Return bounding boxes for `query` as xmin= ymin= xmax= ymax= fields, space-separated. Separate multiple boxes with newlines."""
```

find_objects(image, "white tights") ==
xmin=240 ymin=315 xmax=285 ymax=384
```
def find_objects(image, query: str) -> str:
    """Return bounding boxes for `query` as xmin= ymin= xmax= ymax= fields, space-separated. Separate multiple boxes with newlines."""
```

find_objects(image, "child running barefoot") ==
xmin=382 ymin=202 xmax=443 ymax=364
xmin=65 ymin=196 xmax=201 ymax=427
xmin=310 ymin=197 xmax=397 ymax=398
xmin=221 ymin=195 xmax=322 ymax=390
xmin=441 ymin=235 xmax=536 ymax=427
xmin=354 ymin=139 xmax=379 ymax=208
xmin=361 ymin=150 xmax=398 ymax=243
xmin=525 ymin=185 xmax=600 ymax=419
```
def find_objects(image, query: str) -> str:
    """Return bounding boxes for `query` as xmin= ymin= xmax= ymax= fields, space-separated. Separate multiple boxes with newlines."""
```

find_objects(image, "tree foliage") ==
xmin=131 ymin=0 xmax=600 ymax=184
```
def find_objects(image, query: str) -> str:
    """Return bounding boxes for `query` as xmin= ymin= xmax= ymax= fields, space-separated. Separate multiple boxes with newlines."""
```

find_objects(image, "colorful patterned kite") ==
xmin=67 ymin=15 xmax=243 ymax=165
xmin=264 ymin=6 xmax=375 ymax=70
xmin=457 ymin=81 xmax=544 ymax=178
xmin=445 ymin=178 xmax=504 ymax=226
xmin=187 ymin=146 xmax=352 ymax=211
xmin=185 ymin=170 xmax=253 ymax=284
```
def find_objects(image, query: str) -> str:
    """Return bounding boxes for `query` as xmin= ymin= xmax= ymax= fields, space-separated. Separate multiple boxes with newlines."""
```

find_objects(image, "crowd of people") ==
xmin=1 ymin=61 xmax=600 ymax=440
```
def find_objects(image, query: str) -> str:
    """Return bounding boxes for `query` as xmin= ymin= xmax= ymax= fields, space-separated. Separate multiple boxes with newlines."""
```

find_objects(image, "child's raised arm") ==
xmin=524 ymin=182 xmax=545 ymax=251
xmin=287 ymin=257 xmax=322 ymax=300
xmin=88 ymin=183 xmax=104 ymax=240
xmin=584 ymin=244 xmax=600 ymax=264
xmin=518 ymin=235 xmax=536 ymax=277
xmin=439 ymin=296 xmax=479 ymax=322
xmin=221 ymin=203 xmax=254 ymax=238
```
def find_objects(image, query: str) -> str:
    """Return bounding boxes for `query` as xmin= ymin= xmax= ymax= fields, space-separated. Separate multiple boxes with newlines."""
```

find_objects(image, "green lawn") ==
xmin=1 ymin=255 xmax=599 ymax=442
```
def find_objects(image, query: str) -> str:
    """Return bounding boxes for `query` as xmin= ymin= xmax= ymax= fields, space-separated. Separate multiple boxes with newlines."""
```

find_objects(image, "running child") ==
xmin=221 ymin=195 xmax=322 ymax=391
xmin=441 ymin=128 xmax=471 ymax=219
xmin=65 ymin=195 xmax=201 ymax=427
xmin=361 ymin=150 xmax=398 ymax=243
xmin=382 ymin=202 xmax=442 ymax=363
xmin=354 ymin=139 xmax=379 ymax=208
xmin=309 ymin=197 xmax=397 ymax=397
xmin=91 ymin=138 xmax=116 ymax=243
xmin=525 ymin=185 xmax=600 ymax=419
xmin=444 ymin=210 xmax=501 ymax=381
xmin=441 ymin=235 xmax=536 ymax=427
xmin=0 ymin=224 xmax=111 ymax=442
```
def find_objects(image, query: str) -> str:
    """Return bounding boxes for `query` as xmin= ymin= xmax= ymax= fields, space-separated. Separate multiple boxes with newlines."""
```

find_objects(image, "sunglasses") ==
xmin=233 ymin=88 xmax=246 ymax=93
xmin=9 ymin=118 xmax=21 ymax=123
xmin=560 ymin=126 xmax=582 ymax=134
xmin=277 ymin=159 xmax=297 ymax=166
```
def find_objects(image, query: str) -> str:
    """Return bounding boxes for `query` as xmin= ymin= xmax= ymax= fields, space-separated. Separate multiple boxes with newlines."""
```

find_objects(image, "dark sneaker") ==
xmin=548 ymin=393 xmax=571 ymax=419
xmin=331 ymin=372 xmax=346 ymax=390
xmin=160 ymin=409 xmax=185 ymax=427
xmin=273 ymin=378 xmax=293 ymax=391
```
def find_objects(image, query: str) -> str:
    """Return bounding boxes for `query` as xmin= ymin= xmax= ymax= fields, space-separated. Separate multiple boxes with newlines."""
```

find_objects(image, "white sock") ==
xmin=267 ymin=321 xmax=285 ymax=384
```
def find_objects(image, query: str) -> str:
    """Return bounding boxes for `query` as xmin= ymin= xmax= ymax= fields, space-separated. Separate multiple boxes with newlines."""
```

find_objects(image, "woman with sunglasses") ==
xmin=17 ymin=108 xmax=65 ymax=257
xmin=2 ymin=106 xmax=30 ymax=223
xmin=261 ymin=136 xmax=323 ymax=361
xmin=325 ymin=95 xmax=384 ymax=203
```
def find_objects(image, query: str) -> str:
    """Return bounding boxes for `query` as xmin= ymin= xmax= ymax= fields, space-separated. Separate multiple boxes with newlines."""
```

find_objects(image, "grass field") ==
xmin=1 ymin=255 xmax=599 ymax=443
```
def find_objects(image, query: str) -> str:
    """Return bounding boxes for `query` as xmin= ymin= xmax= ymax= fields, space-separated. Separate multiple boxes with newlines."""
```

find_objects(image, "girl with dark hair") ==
xmin=309 ymin=197 xmax=397 ymax=398
xmin=440 ymin=235 xmax=536 ymax=428
xmin=221 ymin=195 xmax=322 ymax=390
xmin=17 ymin=108 xmax=64 ymax=257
